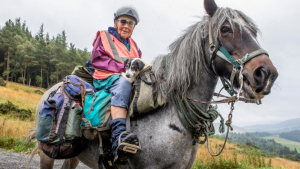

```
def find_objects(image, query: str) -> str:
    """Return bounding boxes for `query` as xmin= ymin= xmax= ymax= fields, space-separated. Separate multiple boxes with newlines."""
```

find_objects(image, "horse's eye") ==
xmin=221 ymin=26 xmax=230 ymax=34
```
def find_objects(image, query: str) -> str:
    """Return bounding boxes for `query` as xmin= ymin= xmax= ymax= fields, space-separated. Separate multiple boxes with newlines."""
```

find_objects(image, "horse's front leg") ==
xmin=61 ymin=157 xmax=80 ymax=169
xmin=40 ymin=150 xmax=55 ymax=169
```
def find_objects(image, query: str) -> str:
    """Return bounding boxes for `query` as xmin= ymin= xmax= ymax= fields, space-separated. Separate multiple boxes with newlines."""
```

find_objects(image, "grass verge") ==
xmin=0 ymin=117 xmax=36 ymax=153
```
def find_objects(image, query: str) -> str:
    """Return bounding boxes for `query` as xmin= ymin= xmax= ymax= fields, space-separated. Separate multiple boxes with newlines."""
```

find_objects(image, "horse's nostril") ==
xmin=253 ymin=66 xmax=270 ymax=93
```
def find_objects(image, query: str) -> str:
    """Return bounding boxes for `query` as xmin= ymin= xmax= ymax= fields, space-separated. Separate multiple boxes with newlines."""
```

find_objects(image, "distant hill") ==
xmin=213 ymin=123 xmax=252 ymax=135
xmin=243 ymin=118 xmax=300 ymax=133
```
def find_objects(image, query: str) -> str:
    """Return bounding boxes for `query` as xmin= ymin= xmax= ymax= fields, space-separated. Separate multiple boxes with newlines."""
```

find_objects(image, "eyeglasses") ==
xmin=117 ymin=19 xmax=136 ymax=27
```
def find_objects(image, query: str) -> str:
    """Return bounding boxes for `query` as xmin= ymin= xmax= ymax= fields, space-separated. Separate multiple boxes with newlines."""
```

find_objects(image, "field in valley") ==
xmin=263 ymin=136 xmax=300 ymax=152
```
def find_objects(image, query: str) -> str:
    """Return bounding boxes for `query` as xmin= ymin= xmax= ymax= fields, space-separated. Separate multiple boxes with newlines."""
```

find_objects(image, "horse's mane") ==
xmin=152 ymin=8 xmax=260 ymax=99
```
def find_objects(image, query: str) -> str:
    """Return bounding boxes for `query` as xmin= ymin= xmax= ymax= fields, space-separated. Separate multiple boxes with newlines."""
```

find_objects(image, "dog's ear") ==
xmin=124 ymin=59 xmax=130 ymax=68
xmin=137 ymin=60 xmax=145 ymax=71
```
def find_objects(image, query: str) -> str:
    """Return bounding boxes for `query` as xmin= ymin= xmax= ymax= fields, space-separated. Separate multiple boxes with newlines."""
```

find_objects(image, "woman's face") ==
xmin=114 ymin=15 xmax=136 ymax=39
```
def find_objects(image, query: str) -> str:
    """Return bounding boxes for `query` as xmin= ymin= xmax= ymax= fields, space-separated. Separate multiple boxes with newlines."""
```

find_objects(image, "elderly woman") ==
xmin=91 ymin=6 xmax=141 ymax=164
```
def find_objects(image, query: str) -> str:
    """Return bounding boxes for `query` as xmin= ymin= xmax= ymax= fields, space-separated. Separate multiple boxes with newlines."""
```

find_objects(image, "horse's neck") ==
xmin=185 ymin=59 xmax=218 ymax=111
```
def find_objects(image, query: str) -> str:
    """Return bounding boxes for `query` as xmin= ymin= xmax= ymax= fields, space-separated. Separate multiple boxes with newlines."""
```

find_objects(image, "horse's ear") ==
xmin=204 ymin=0 xmax=218 ymax=17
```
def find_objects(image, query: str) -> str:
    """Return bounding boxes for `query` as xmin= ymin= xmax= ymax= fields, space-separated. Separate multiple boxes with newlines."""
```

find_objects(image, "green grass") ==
xmin=6 ymin=82 xmax=45 ymax=94
xmin=192 ymin=150 xmax=275 ymax=169
xmin=263 ymin=136 xmax=300 ymax=152
xmin=0 ymin=136 xmax=35 ymax=153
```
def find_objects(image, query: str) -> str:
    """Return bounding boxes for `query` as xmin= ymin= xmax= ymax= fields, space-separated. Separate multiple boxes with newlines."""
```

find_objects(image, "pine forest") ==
xmin=0 ymin=18 xmax=91 ymax=88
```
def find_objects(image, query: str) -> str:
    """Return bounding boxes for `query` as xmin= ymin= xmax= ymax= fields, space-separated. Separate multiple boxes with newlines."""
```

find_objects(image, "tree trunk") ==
xmin=56 ymin=67 xmax=58 ymax=83
xmin=47 ymin=72 xmax=49 ymax=88
xmin=23 ymin=64 xmax=27 ymax=85
xmin=29 ymin=78 xmax=31 ymax=86
xmin=6 ymin=51 xmax=9 ymax=81
xmin=40 ymin=58 xmax=43 ymax=88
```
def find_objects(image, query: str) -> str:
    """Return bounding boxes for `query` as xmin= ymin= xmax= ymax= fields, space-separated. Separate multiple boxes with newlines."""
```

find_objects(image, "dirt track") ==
xmin=0 ymin=148 xmax=89 ymax=169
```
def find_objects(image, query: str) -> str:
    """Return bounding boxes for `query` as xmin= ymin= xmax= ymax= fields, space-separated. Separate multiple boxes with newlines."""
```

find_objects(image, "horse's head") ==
xmin=204 ymin=0 xmax=278 ymax=99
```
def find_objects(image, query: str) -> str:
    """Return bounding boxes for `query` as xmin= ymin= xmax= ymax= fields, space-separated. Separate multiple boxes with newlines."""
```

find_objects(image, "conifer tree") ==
xmin=35 ymin=24 xmax=47 ymax=87
xmin=0 ymin=20 xmax=14 ymax=81
xmin=0 ymin=17 xmax=91 ymax=87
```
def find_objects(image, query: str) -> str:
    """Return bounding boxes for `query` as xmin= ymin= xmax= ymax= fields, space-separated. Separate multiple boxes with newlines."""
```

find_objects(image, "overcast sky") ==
xmin=1 ymin=0 xmax=299 ymax=127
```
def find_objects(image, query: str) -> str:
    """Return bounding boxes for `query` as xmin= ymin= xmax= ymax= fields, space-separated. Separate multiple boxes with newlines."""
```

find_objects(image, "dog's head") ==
xmin=124 ymin=58 xmax=145 ymax=78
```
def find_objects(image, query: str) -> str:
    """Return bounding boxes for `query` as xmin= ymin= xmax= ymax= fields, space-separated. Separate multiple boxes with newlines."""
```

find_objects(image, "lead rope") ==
xmin=185 ymin=93 xmax=261 ymax=156
xmin=206 ymin=102 xmax=234 ymax=156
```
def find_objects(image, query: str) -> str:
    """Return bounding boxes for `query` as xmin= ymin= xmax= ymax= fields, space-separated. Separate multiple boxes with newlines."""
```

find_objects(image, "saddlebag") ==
xmin=36 ymin=75 xmax=95 ymax=159
xmin=128 ymin=66 xmax=166 ymax=117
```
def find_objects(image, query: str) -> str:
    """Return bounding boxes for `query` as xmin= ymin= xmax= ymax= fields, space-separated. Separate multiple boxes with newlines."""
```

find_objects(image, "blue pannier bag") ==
xmin=62 ymin=75 xmax=95 ymax=98
xmin=36 ymin=75 xmax=95 ymax=159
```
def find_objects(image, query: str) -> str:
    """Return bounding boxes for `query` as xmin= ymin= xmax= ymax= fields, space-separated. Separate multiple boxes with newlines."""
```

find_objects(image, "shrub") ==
xmin=35 ymin=76 xmax=43 ymax=87
xmin=0 ymin=77 xmax=7 ymax=86
xmin=0 ymin=101 xmax=32 ymax=120
xmin=268 ymin=158 xmax=272 ymax=167
xmin=34 ymin=89 xmax=44 ymax=95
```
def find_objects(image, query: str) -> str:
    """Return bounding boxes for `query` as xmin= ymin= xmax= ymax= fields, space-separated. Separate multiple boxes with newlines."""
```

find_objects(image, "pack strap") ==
xmin=51 ymin=99 xmax=73 ymax=158
xmin=126 ymin=111 xmax=131 ymax=133
xmin=60 ymin=75 xmax=87 ymax=107
xmin=57 ymin=100 xmax=73 ymax=143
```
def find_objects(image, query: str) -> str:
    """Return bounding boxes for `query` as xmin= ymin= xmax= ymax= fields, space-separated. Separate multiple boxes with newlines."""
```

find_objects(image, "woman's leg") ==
xmin=111 ymin=106 xmax=127 ymax=119
xmin=108 ymin=76 xmax=140 ymax=164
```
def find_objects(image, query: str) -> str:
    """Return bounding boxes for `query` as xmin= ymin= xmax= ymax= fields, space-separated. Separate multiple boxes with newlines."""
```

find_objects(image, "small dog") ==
xmin=122 ymin=58 xmax=149 ymax=83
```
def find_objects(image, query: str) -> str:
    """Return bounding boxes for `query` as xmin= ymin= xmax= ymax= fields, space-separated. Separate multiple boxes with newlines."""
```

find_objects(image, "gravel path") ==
xmin=0 ymin=149 xmax=90 ymax=169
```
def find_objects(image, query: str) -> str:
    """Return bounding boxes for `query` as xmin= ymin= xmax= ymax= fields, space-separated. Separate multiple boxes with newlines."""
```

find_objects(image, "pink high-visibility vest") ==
xmin=92 ymin=30 xmax=139 ymax=79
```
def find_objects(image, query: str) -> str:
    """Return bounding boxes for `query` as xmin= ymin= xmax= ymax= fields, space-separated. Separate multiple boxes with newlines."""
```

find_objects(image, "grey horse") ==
xmin=32 ymin=0 xmax=278 ymax=168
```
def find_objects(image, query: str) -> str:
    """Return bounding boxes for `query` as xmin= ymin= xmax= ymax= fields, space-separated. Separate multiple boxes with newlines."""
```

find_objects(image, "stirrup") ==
xmin=117 ymin=131 xmax=141 ymax=154
xmin=113 ymin=132 xmax=141 ymax=165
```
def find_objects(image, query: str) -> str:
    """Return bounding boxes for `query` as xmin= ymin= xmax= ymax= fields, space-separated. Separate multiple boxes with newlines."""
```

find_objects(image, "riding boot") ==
xmin=110 ymin=118 xmax=141 ymax=165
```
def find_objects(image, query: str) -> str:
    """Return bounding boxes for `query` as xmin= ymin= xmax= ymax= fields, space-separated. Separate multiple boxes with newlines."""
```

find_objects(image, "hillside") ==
xmin=194 ymin=136 xmax=300 ymax=169
xmin=243 ymin=118 xmax=300 ymax=133
xmin=0 ymin=82 xmax=45 ymax=111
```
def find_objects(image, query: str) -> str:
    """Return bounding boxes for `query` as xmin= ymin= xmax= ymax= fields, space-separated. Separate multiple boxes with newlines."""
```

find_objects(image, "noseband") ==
xmin=208 ymin=22 xmax=269 ymax=98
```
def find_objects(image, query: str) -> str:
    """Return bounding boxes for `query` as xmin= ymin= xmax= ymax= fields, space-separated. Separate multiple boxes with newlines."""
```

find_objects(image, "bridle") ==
xmin=164 ymin=20 xmax=270 ymax=157
xmin=194 ymin=21 xmax=269 ymax=156
xmin=208 ymin=22 xmax=269 ymax=99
